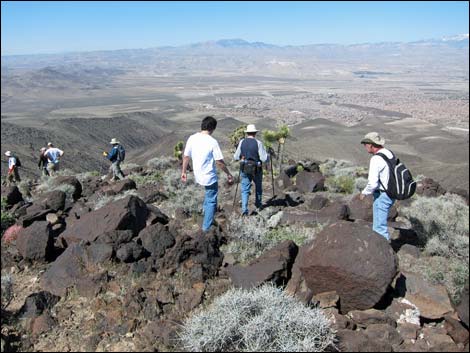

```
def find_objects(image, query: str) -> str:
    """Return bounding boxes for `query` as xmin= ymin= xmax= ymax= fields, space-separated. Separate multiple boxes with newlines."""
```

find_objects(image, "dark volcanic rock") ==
xmin=287 ymin=221 xmax=397 ymax=313
xmin=16 ymin=221 xmax=54 ymax=261
xmin=59 ymin=195 xmax=148 ymax=246
xmin=1 ymin=185 xmax=23 ymax=206
xmin=227 ymin=240 xmax=298 ymax=289
xmin=295 ymin=171 xmax=325 ymax=193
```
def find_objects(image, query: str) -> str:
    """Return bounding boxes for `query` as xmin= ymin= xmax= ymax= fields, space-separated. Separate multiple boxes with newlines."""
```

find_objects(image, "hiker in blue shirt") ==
xmin=234 ymin=124 xmax=269 ymax=216
xmin=103 ymin=138 xmax=125 ymax=181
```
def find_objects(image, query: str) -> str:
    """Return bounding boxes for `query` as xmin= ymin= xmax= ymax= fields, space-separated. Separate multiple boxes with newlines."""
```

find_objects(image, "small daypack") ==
xmin=14 ymin=156 xmax=22 ymax=168
xmin=376 ymin=151 xmax=416 ymax=200
xmin=117 ymin=145 xmax=126 ymax=162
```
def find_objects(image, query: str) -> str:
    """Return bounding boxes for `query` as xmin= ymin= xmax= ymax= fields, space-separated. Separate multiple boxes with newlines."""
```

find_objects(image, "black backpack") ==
xmin=117 ymin=145 xmax=126 ymax=162
xmin=14 ymin=156 xmax=22 ymax=167
xmin=376 ymin=151 xmax=416 ymax=200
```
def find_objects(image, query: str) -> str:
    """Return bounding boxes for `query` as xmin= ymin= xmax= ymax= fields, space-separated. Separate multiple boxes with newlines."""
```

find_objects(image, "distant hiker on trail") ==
xmin=38 ymin=147 xmax=49 ymax=177
xmin=45 ymin=143 xmax=64 ymax=176
xmin=233 ymin=124 xmax=268 ymax=216
xmin=103 ymin=138 xmax=125 ymax=181
xmin=359 ymin=132 xmax=394 ymax=240
xmin=4 ymin=151 xmax=21 ymax=185
xmin=181 ymin=116 xmax=234 ymax=233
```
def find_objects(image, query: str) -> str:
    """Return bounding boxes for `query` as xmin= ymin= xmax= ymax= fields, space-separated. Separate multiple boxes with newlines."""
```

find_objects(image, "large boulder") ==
xmin=348 ymin=194 xmax=398 ymax=222
xmin=51 ymin=176 xmax=83 ymax=201
xmin=1 ymin=185 xmax=23 ymax=206
xmin=16 ymin=221 xmax=54 ymax=261
xmin=455 ymin=281 xmax=469 ymax=327
xmin=227 ymin=240 xmax=298 ymax=289
xmin=295 ymin=171 xmax=325 ymax=193
xmin=287 ymin=221 xmax=397 ymax=313
xmin=59 ymin=195 xmax=148 ymax=246
xmin=396 ymin=271 xmax=456 ymax=320
xmin=41 ymin=243 xmax=108 ymax=297
xmin=138 ymin=223 xmax=175 ymax=258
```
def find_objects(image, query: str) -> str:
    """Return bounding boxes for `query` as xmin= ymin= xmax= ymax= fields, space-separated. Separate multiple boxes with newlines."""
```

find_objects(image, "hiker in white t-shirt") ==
xmin=181 ymin=116 xmax=234 ymax=232
xmin=45 ymin=142 xmax=64 ymax=176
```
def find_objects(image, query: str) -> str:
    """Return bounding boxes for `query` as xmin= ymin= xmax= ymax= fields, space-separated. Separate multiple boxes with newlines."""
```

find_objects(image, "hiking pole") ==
xmin=232 ymin=165 xmax=242 ymax=210
xmin=270 ymin=153 xmax=275 ymax=198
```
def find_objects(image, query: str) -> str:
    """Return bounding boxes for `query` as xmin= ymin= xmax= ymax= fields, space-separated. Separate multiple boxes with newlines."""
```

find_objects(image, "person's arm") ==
xmin=360 ymin=156 xmax=381 ymax=199
xmin=233 ymin=140 xmax=243 ymax=161
xmin=107 ymin=147 xmax=116 ymax=161
xmin=216 ymin=159 xmax=234 ymax=183
xmin=181 ymin=138 xmax=192 ymax=182
xmin=181 ymin=155 xmax=190 ymax=182
xmin=258 ymin=140 xmax=268 ymax=163
xmin=59 ymin=149 xmax=64 ymax=157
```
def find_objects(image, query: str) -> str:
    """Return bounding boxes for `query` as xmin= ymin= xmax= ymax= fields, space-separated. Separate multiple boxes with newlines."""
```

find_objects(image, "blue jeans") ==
xmin=373 ymin=191 xmax=395 ymax=241
xmin=240 ymin=171 xmax=263 ymax=215
xmin=203 ymin=182 xmax=218 ymax=232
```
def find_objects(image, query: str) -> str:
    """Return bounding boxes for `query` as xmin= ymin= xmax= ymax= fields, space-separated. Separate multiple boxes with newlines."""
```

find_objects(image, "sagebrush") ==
xmin=180 ymin=284 xmax=336 ymax=352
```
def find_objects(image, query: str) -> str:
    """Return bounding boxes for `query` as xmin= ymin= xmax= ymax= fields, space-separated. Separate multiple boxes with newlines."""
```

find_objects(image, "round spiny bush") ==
xmin=180 ymin=284 xmax=336 ymax=352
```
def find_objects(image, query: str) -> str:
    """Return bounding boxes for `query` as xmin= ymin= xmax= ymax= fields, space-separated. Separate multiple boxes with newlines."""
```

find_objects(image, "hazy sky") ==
xmin=2 ymin=1 xmax=469 ymax=55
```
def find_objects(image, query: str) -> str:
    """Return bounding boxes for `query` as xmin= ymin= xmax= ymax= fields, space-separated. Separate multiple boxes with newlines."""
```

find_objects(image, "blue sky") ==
xmin=1 ymin=1 xmax=469 ymax=55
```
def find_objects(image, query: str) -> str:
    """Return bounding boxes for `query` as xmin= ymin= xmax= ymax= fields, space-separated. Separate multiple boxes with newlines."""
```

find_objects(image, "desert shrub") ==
xmin=93 ymin=189 xmax=140 ymax=210
xmin=223 ymin=213 xmax=320 ymax=264
xmin=354 ymin=177 xmax=368 ymax=193
xmin=147 ymin=156 xmax=178 ymax=170
xmin=1 ymin=274 xmax=14 ymax=311
xmin=325 ymin=175 xmax=355 ymax=194
xmin=1 ymin=198 xmax=15 ymax=236
xmin=75 ymin=171 xmax=100 ymax=182
xmin=129 ymin=171 xmax=163 ymax=186
xmin=35 ymin=177 xmax=76 ymax=202
xmin=158 ymin=170 xmax=204 ymax=218
xmin=400 ymin=194 xmax=469 ymax=301
xmin=180 ymin=284 xmax=335 ymax=352
xmin=400 ymin=194 xmax=469 ymax=261
xmin=266 ymin=224 xmax=322 ymax=247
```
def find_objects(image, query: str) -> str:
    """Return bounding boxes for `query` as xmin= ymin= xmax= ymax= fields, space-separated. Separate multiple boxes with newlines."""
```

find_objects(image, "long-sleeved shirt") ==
xmin=8 ymin=157 xmax=17 ymax=171
xmin=361 ymin=148 xmax=393 ymax=195
xmin=107 ymin=145 xmax=120 ymax=162
xmin=233 ymin=137 xmax=268 ymax=163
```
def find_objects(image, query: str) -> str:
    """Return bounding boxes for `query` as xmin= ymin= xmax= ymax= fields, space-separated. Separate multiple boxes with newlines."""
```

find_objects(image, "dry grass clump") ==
xmin=179 ymin=284 xmax=335 ymax=352
xmin=1 ymin=273 xmax=14 ymax=311
xmin=93 ymin=189 xmax=140 ymax=210
xmin=399 ymin=193 xmax=469 ymax=302
xmin=223 ymin=212 xmax=320 ymax=265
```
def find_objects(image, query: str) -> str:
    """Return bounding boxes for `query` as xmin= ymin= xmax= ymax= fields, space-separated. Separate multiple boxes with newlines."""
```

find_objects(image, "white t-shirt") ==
xmin=184 ymin=132 xmax=224 ymax=186
xmin=45 ymin=147 xmax=64 ymax=164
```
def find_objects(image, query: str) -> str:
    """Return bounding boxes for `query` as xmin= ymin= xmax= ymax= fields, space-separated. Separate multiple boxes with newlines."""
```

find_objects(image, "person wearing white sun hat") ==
xmin=5 ymin=151 xmax=21 ymax=185
xmin=233 ymin=124 xmax=269 ymax=216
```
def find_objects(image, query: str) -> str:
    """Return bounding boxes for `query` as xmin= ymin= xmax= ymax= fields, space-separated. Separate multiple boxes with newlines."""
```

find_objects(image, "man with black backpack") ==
xmin=103 ymin=138 xmax=125 ymax=181
xmin=359 ymin=132 xmax=416 ymax=241
xmin=234 ymin=124 xmax=269 ymax=216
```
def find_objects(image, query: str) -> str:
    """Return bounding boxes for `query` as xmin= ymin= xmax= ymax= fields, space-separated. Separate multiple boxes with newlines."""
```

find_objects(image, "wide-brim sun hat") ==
xmin=110 ymin=138 xmax=120 ymax=144
xmin=245 ymin=124 xmax=259 ymax=133
xmin=361 ymin=132 xmax=385 ymax=146
xmin=5 ymin=151 xmax=11 ymax=157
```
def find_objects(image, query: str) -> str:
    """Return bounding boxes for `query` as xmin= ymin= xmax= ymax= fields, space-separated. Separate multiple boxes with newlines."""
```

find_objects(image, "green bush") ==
xmin=1 ymin=197 xmax=15 ymax=235
xmin=129 ymin=171 xmax=163 ymax=186
xmin=180 ymin=284 xmax=335 ymax=352
xmin=325 ymin=175 xmax=355 ymax=194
